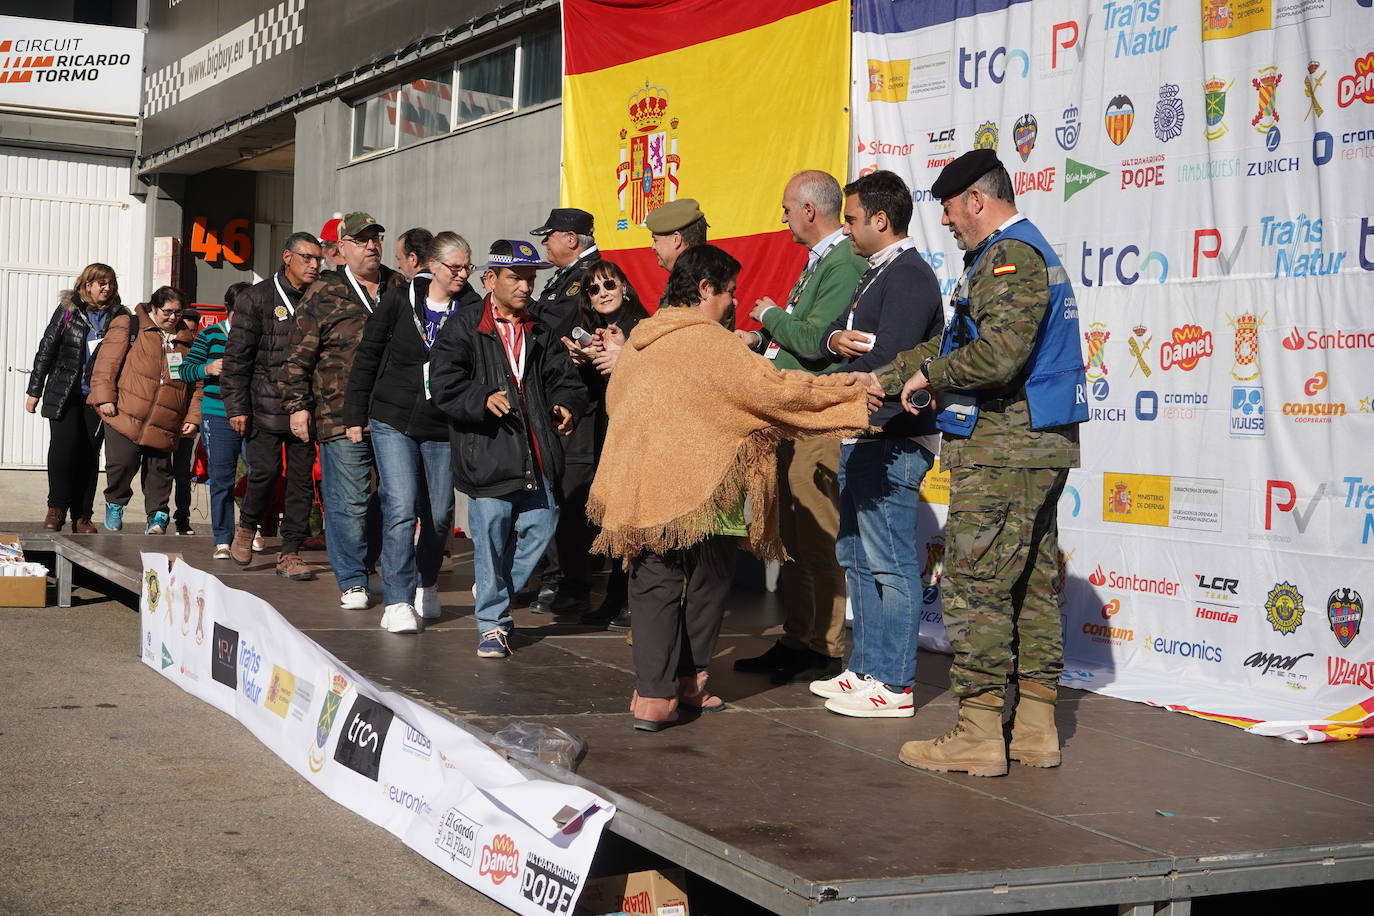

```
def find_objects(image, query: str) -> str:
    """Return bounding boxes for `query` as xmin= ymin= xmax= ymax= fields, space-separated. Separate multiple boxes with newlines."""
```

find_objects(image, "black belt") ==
xmin=981 ymin=392 xmax=1025 ymax=412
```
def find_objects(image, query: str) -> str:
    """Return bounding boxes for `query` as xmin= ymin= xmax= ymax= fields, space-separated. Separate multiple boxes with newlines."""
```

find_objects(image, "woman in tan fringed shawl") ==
xmin=587 ymin=245 xmax=875 ymax=730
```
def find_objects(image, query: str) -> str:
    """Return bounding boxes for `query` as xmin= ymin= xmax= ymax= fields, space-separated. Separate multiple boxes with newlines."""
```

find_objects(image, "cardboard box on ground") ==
xmin=576 ymin=868 xmax=690 ymax=916
xmin=0 ymin=534 xmax=50 ymax=607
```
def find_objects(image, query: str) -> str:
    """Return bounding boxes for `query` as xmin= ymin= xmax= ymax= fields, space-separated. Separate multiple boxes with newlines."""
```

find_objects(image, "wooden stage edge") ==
xmin=17 ymin=528 xmax=1374 ymax=916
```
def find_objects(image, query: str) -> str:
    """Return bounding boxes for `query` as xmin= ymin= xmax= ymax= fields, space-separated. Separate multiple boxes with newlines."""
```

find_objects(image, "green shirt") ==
xmin=758 ymin=237 xmax=867 ymax=373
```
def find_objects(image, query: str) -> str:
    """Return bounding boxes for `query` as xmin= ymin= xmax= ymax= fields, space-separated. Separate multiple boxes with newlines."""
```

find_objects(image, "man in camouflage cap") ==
xmin=863 ymin=149 xmax=1088 ymax=776
xmin=281 ymin=211 xmax=405 ymax=611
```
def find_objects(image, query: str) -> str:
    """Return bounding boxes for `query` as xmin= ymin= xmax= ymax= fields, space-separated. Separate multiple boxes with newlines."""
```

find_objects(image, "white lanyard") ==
xmin=272 ymin=274 xmax=295 ymax=317
xmin=344 ymin=265 xmax=375 ymax=314
xmin=494 ymin=311 xmax=527 ymax=387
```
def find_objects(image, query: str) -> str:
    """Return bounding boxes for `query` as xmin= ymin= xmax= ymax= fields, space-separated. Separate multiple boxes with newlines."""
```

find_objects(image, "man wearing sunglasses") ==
xmin=221 ymin=231 xmax=324 ymax=581
xmin=527 ymin=207 xmax=603 ymax=616
xmin=281 ymin=211 xmax=404 ymax=611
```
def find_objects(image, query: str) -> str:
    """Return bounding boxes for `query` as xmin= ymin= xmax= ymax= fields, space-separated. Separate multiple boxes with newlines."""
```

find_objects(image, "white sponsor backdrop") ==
xmin=0 ymin=16 xmax=141 ymax=116
xmin=140 ymin=554 xmax=613 ymax=915
xmin=854 ymin=0 xmax=1374 ymax=741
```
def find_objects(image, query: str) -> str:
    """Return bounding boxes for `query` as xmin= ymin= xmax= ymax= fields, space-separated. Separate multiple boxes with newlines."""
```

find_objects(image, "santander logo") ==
xmin=1282 ymin=327 xmax=1305 ymax=350
xmin=1088 ymin=564 xmax=1181 ymax=596
xmin=1089 ymin=565 xmax=1108 ymax=586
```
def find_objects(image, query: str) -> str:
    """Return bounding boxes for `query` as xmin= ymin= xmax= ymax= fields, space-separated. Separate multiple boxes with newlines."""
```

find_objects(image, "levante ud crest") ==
xmin=616 ymin=81 xmax=681 ymax=228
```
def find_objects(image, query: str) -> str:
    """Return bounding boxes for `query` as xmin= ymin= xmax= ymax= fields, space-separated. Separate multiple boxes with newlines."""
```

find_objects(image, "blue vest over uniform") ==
xmin=937 ymin=218 xmax=1088 ymax=434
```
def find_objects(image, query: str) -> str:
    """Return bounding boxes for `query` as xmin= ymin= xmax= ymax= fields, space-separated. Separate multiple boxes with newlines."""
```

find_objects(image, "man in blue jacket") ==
xmin=428 ymin=240 xmax=588 ymax=658
xmin=809 ymin=170 xmax=944 ymax=719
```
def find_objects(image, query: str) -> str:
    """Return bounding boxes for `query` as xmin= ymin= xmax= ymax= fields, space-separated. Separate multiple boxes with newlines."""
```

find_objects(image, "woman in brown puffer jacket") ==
xmin=87 ymin=286 xmax=202 ymax=534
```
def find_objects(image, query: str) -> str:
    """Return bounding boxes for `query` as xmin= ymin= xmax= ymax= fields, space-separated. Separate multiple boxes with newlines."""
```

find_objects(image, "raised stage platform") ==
xmin=17 ymin=527 xmax=1374 ymax=914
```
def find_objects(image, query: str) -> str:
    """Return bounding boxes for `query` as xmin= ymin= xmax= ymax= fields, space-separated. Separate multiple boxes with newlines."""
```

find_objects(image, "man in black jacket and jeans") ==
xmin=429 ymin=239 xmax=587 ymax=658
xmin=220 ymin=231 xmax=323 ymax=581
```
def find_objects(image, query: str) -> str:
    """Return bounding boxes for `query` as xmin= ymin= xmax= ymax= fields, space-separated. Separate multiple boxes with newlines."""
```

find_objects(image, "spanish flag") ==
xmin=561 ymin=0 xmax=851 ymax=325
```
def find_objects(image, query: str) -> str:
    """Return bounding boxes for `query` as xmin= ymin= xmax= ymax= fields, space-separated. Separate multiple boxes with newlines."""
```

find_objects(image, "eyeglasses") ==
xmin=586 ymin=279 xmax=618 ymax=295
xmin=289 ymin=251 xmax=323 ymax=263
xmin=157 ymin=308 xmax=184 ymax=317
xmin=346 ymin=234 xmax=383 ymax=247
xmin=440 ymin=261 xmax=475 ymax=275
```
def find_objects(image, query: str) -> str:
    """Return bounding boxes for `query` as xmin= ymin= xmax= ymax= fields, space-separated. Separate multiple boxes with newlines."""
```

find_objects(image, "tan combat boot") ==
xmin=1008 ymin=679 xmax=1061 ymax=768
xmin=898 ymin=693 xmax=1008 ymax=777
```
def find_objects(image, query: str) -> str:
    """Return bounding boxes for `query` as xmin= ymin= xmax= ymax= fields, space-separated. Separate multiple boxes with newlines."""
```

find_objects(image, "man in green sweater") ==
xmin=733 ymin=170 xmax=869 ymax=684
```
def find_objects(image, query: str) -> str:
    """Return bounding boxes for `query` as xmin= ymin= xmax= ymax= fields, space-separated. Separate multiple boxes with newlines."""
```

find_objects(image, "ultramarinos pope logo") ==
xmin=616 ymin=81 xmax=680 ymax=228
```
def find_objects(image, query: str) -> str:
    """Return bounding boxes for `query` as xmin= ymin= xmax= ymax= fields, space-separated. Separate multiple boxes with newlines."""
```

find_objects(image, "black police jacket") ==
xmin=27 ymin=291 xmax=130 ymax=420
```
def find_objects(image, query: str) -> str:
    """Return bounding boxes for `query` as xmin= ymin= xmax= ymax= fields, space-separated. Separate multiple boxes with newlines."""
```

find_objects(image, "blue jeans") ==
xmin=467 ymin=477 xmax=559 ymax=634
xmin=837 ymin=438 xmax=934 ymax=688
xmin=318 ymin=436 xmax=380 ymax=592
xmin=200 ymin=414 xmax=246 ymax=545
xmin=370 ymin=420 xmax=454 ymax=607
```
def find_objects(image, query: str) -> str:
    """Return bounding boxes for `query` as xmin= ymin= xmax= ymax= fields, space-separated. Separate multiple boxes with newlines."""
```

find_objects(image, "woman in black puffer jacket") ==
xmin=25 ymin=263 xmax=129 ymax=533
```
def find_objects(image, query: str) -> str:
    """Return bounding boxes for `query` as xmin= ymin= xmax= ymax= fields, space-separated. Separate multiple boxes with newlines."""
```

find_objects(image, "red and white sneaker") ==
xmin=809 ymin=668 xmax=863 ymax=699
xmin=824 ymin=677 xmax=915 ymax=718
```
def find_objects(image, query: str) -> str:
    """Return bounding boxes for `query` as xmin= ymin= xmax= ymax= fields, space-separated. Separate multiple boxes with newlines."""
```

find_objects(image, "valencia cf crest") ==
xmin=1252 ymin=66 xmax=1282 ymax=133
xmin=1204 ymin=76 xmax=1232 ymax=140
xmin=974 ymin=120 xmax=999 ymax=150
xmin=1328 ymin=588 xmax=1363 ymax=648
xmin=1104 ymin=95 xmax=1134 ymax=145
xmin=1013 ymin=113 xmax=1038 ymax=162
xmin=615 ymin=81 xmax=681 ymax=230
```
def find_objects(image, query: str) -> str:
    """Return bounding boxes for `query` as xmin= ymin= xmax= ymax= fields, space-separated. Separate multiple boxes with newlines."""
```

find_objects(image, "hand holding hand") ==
xmin=749 ymin=297 xmax=777 ymax=323
xmin=733 ymin=329 xmax=762 ymax=348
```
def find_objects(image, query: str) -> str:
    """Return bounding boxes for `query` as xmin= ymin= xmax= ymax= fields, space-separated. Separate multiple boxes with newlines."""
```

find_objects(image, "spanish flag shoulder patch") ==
xmin=992 ymin=263 xmax=1017 ymax=276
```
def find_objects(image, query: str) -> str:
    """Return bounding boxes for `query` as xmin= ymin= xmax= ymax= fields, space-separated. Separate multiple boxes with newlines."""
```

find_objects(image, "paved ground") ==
xmin=0 ymin=582 xmax=511 ymax=915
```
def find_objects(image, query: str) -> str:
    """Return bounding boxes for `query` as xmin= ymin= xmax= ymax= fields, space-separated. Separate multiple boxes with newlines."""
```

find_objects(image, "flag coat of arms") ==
xmin=561 ymin=0 xmax=850 ymax=319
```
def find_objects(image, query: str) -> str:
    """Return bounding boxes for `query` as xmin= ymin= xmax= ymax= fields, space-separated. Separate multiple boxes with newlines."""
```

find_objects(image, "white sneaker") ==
xmin=340 ymin=585 xmax=370 ymax=610
xmin=213 ymin=544 xmax=231 ymax=560
xmin=380 ymin=603 xmax=422 ymax=634
xmin=252 ymin=530 xmax=266 ymax=552
xmin=810 ymin=668 xmax=863 ymax=699
xmin=415 ymin=586 xmax=441 ymax=621
xmin=823 ymin=677 xmax=915 ymax=718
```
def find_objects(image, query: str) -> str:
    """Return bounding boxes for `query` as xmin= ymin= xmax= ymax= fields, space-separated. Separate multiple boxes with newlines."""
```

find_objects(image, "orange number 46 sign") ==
xmin=190 ymin=216 xmax=252 ymax=265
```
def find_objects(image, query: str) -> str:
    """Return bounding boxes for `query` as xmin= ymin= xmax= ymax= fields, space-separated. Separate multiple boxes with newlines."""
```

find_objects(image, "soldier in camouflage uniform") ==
xmin=867 ymin=150 xmax=1085 ymax=776
xmin=280 ymin=211 xmax=404 ymax=609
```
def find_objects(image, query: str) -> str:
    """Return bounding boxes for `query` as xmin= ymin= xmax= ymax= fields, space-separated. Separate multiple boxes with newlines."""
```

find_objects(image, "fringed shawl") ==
xmin=587 ymin=307 xmax=872 ymax=561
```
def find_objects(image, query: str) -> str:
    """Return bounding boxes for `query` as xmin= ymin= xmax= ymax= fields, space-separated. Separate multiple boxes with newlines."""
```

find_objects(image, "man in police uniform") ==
xmin=528 ymin=207 xmax=601 ymax=614
xmin=867 ymin=149 xmax=1087 ymax=776
xmin=530 ymin=208 xmax=601 ymax=342
xmin=733 ymin=170 xmax=868 ymax=685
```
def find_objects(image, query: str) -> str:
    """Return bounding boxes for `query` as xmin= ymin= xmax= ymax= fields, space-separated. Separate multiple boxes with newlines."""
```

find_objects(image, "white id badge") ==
xmin=764 ymin=340 xmax=782 ymax=359
xmin=422 ymin=361 xmax=432 ymax=400
xmin=87 ymin=338 xmax=101 ymax=355
xmin=941 ymin=390 xmax=978 ymax=417
xmin=166 ymin=351 xmax=184 ymax=372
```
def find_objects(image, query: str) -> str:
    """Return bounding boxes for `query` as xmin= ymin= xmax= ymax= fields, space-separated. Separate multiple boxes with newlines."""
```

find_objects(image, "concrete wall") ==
xmin=293 ymin=98 xmax=562 ymax=262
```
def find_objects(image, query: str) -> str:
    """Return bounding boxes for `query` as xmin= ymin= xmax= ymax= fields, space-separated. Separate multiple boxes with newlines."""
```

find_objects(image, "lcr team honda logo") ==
xmin=615 ymin=82 xmax=679 ymax=230
xmin=1327 ymin=588 xmax=1363 ymax=648
xmin=1265 ymin=581 xmax=1306 ymax=635
xmin=480 ymin=834 xmax=520 ymax=885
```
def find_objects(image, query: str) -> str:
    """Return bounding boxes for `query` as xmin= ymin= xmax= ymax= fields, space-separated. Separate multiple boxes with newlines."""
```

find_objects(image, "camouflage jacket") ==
xmin=279 ymin=265 xmax=404 ymax=441
xmin=873 ymin=237 xmax=1079 ymax=470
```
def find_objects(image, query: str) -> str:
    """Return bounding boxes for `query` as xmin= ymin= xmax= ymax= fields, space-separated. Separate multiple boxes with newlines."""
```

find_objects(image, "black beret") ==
xmin=931 ymin=149 xmax=1004 ymax=200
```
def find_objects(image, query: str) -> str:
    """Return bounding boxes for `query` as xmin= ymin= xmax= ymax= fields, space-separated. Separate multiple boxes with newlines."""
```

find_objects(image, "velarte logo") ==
xmin=1328 ymin=656 xmax=1374 ymax=688
xmin=1064 ymin=159 xmax=1108 ymax=200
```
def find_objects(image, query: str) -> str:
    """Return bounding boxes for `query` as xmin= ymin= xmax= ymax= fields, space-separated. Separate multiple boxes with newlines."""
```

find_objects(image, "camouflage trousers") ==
xmin=941 ymin=465 xmax=1070 ymax=699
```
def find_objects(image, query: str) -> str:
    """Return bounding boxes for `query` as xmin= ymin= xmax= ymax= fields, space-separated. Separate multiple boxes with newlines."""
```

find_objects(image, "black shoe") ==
xmin=607 ymin=608 xmax=632 ymax=631
xmin=527 ymin=586 xmax=557 ymax=614
xmin=733 ymin=641 xmax=805 ymax=674
xmin=550 ymin=591 xmax=590 ymax=617
xmin=770 ymin=650 xmax=843 ymax=685
xmin=582 ymin=597 xmax=622 ymax=625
